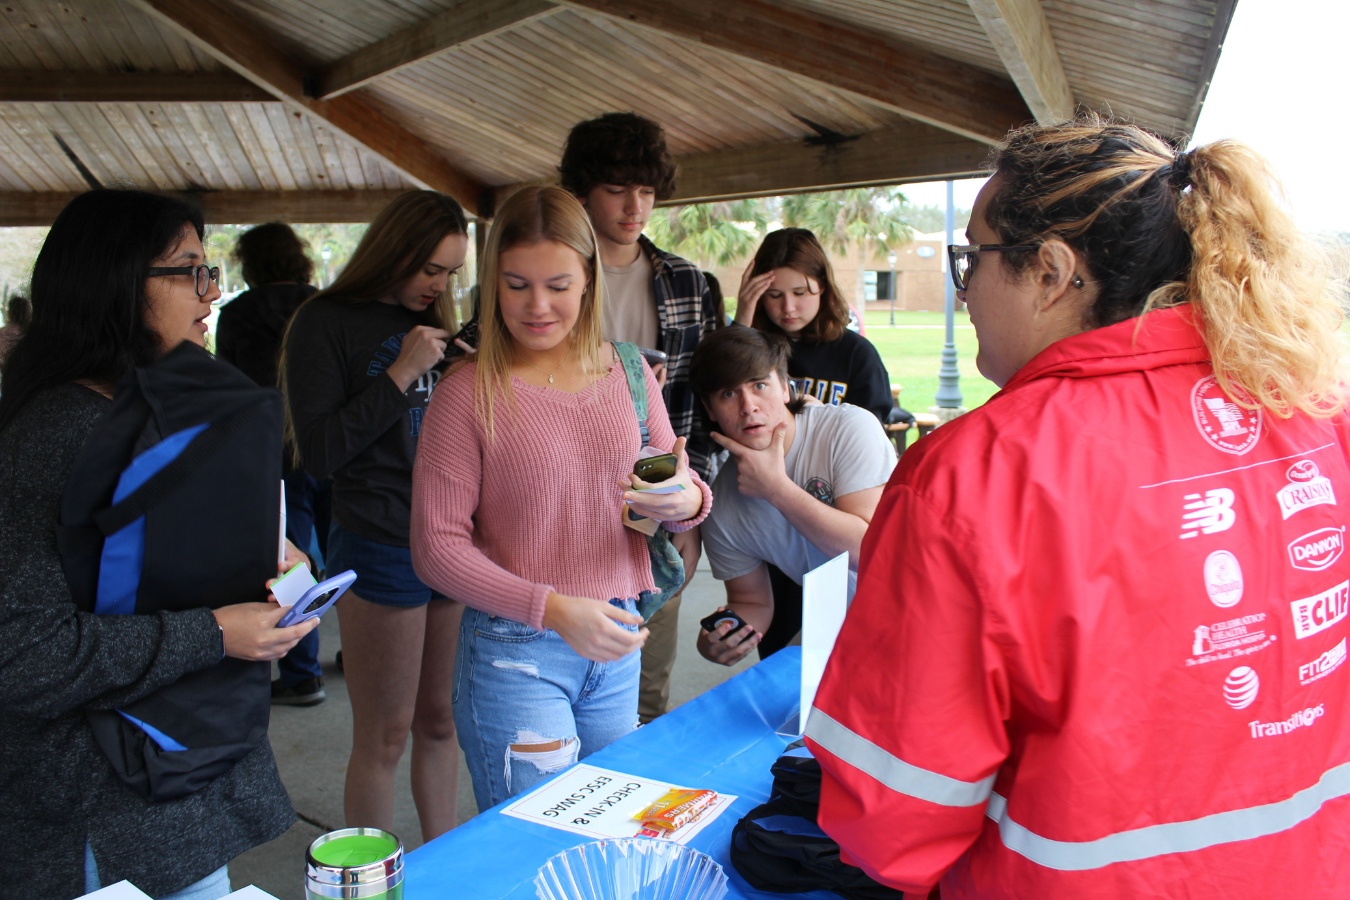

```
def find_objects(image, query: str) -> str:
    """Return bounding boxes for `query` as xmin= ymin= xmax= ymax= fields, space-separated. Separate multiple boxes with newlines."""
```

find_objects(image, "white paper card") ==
xmin=270 ymin=561 xmax=316 ymax=609
xmin=278 ymin=480 xmax=287 ymax=567
xmin=224 ymin=888 xmax=282 ymax=900
xmin=500 ymin=763 xmax=736 ymax=845
xmin=800 ymin=551 xmax=850 ymax=732
xmin=77 ymin=882 xmax=153 ymax=900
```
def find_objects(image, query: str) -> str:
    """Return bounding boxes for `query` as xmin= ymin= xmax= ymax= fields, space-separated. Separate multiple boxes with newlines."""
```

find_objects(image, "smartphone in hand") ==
xmin=639 ymin=346 xmax=668 ymax=368
xmin=277 ymin=570 xmax=357 ymax=628
xmin=633 ymin=453 xmax=678 ymax=482
xmin=700 ymin=609 xmax=751 ymax=641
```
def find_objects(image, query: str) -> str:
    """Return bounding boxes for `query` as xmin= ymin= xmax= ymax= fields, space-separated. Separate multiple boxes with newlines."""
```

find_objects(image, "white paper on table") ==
xmin=224 ymin=887 xmax=282 ymax=900
xmin=500 ymin=763 xmax=736 ymax=845
xmin=799 ymin=551 xmax=850 ymax=733
xmin=77 ymin=882 xmax=153 ymax=900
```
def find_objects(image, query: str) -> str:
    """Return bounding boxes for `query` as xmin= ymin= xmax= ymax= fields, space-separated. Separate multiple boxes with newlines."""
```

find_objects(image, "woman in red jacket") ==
xmin=807 ymin=116 xmax=1350 ymax=898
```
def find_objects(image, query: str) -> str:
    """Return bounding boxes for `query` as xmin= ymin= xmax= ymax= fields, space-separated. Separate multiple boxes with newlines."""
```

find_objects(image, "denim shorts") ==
xmin=326 ymin=522 xmax=448 ymax=608
xmin=453 ymin=598 xmax=641 ymax=811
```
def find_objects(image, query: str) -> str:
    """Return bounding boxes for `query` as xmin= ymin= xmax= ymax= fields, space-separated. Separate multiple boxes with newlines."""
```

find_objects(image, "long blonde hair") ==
xmin=474 ymin=186 xmax=607 ymax=441
xmin=280 ymin=189 xmax=468 ymax=460
xmin=987 ymin=115 xmax=1345 ymax=418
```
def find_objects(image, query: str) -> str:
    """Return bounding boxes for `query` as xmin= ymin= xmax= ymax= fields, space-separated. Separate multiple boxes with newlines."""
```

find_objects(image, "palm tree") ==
xmin=780 ymin=188 xmax=915 ymax=306
xmin=645 ymin=199 xmax=770 ymax=268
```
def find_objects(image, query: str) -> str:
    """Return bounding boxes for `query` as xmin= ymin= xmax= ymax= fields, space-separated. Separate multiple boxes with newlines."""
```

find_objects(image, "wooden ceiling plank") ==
xmin=317 ymin=0 xmax=558 ymax=98
xmin=243 ymin=103 xmax=300 ymax=191
xmin=51 ymin=102 xmax=146 ymax=187
xmin=0 ymin=189 xmax=410 ymax=226
xmin=262 ymin=103 xmax=321 ymax=191
xmin=96 ymin=104 xmax=175 ymax=187
xmin=221 ymin=105 xmax=280 ymax=191
xmin=967 ymin=0 xmax=1075 ymax=124
xmin=122 ymin=0 xmax=484 ymax=213
xmin=309 ymin=119 xmax=352 ymax=191
xmin=145 ymin=103 xmax=218 ymax=190
xmin=283 ymin=111 xmax=341 ymax=192
xmin=0 ymin=71 xmax=271 ymax=103
xmin=177 ymin=103 xmax=249 ymax=190
xmin=0 ymin=105 xmax=77 ymax=191
xmin=553 ymin=0 xmax=1031 ymax=144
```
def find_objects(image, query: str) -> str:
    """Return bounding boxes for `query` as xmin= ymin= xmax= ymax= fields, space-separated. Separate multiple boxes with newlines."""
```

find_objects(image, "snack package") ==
xmin=633 ymin=788 xmax=719 ymax=837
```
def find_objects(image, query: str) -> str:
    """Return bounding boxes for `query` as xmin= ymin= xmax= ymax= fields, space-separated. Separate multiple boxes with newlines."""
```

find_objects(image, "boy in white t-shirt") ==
xmin=691 ymin=327 xmax=895 ymax=666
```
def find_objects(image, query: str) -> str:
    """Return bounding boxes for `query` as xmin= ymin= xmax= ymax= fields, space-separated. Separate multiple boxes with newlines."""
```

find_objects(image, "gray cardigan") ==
xmin=0 ymin=384 xmax=293 ymax=898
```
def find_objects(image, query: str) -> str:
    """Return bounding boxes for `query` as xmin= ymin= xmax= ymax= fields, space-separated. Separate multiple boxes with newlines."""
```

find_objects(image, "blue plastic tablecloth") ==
xmin=404 ymin=646 xmax=840 ymax=899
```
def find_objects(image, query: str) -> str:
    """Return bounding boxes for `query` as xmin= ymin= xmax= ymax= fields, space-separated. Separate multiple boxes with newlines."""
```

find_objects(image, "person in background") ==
xmin=734 ymin=227 xmax=892 ymax=422
xmin=732 ymin=227 xmax=894 ymax=656
xmin=560 ymin=112 xmax=720 ymax=722
xmin=703 ymin=271 xmax=729 ymax=328
xmin=412 ymin=186 xmax=711 ymax=808
xmin=281 ymin=190 xmax=468 ymax=840
xmin=0 ymin=294 xmax=29 ymax=364
xmin=690 ymin=327 xmax=893 ymax=665
xmin=0 ymin=189 xmax=314 ymax=899
xmin=217 ymin=222 xmax=329 ymax=707
xmin=807 ymin=118 xmax=1350 ymax=898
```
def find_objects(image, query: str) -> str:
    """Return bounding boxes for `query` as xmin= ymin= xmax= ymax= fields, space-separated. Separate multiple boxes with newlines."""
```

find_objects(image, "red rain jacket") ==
xmin=806 ymin=306 xmax=1350 ymax=898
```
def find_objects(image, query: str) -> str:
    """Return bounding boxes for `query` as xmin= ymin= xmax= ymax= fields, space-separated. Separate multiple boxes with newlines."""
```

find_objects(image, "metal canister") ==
xmin=305 ymin=827 xmax=404 ymax=900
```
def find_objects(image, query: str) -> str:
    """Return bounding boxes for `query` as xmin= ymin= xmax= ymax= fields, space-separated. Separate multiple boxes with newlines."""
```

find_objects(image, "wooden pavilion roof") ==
xmin=0 ymin=0 xmax=1235 ymax=225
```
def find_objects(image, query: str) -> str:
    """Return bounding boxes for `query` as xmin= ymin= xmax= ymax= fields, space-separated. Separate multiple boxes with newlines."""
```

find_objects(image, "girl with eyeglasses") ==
xmin=280 ymin=190 xmax=469 ymax=840
xmin=410 ymin=186 xmax=711 ymax=809
xmin=0 ymin=189 xmax=314 ymax=899
xmin=807 ymin=116 xmax=1350 ymax=898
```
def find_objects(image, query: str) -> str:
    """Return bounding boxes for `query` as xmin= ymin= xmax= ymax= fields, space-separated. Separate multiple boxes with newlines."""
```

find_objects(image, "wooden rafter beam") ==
xmin=493 ymin=122 xmax=992 ymax=209
xmin=121 ymin=0 xmax=484 ymax=215
xmin=553 ymin=0 xmax=1031 ymax=144
xmin=967 ymin=0 xmax=1074 ymax=124
xmin=316 ymin=0 xmax=557 ymax=98
xmin=0 ymin=190 xmax=412 ymax=226
xmin=0 ymin=70 xmax=270 ymax=103
xmin=671 ymin=123 xmax=992 ymax=203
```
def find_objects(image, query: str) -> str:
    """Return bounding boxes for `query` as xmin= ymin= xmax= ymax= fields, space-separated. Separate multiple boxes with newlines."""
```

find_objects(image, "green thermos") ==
xmin=305 ymin=827 xmax=404 ymax=899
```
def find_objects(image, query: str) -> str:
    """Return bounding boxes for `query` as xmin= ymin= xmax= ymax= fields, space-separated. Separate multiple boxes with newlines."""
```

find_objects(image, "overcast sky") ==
xmin=903 ymin=0 xmax=1347 ymax=236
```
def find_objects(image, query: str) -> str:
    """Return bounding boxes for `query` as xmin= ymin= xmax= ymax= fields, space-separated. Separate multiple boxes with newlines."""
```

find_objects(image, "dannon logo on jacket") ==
xmin=1290 ymin=580 xmax=1349 ymax=639
xmin=1277 ymin=460 xmax=1336 ymax=520
xmin=1288 ymin=526 xmax=1345 ymax=572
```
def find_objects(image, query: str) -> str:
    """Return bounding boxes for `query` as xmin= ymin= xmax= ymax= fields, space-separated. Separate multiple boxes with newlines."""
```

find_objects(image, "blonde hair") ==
xmin=474 ymin=186 xmax=607 ymax=440
xmin=280 ymin=189 xmax=468 ymax=460
xmin=987 ymin=115 xmax=1345 ymax=418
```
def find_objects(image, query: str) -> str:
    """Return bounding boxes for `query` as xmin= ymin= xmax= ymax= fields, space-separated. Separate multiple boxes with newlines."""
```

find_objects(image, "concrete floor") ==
xmin=228 ymin=559 xmax=756 ymax=899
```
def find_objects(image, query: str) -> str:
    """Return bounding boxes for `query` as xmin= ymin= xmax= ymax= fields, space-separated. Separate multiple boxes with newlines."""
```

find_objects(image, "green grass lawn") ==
xmin=859 ymin=309 xmax=998 ymax=414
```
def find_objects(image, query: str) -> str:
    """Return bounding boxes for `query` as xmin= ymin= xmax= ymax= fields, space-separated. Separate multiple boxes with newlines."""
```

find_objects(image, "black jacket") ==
xmin=0 ymin=385 xmax=292 ymax=898
xmin=216 ymin=282 xmax=317 ymax=388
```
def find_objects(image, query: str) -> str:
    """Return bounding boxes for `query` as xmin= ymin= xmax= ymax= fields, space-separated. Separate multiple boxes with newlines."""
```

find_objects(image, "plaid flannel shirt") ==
xmin=641 ymin=236 xmax=719 ymax=481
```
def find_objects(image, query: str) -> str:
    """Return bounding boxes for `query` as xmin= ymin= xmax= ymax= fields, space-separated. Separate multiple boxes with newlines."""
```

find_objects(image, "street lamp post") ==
xmin=321 ymin=244 xmax=333 ymax=288
xmin=934 ymin=179 xmax=965 ymax=416
xmin=887 ymin=250 xmax=897 ymax=326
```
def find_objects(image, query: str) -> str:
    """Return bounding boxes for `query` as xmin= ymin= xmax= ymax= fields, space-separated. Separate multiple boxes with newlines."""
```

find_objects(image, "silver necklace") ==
xmin=520 ymin=343 xmax=573 ymax=384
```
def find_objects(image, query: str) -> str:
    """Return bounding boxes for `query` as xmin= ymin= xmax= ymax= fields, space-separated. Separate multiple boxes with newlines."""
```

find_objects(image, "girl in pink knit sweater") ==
xmin=411 ymin=187 xmax=712 ymax=808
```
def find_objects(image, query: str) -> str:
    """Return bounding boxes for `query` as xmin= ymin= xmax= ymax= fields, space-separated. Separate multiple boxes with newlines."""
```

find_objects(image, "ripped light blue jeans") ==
xmin=454 ymin=598 xmax=641 ymax=811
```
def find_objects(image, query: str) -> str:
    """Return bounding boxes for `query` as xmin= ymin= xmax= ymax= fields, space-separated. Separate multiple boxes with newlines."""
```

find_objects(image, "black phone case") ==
xmin=700 ymin=610 xmax=749 ymax=639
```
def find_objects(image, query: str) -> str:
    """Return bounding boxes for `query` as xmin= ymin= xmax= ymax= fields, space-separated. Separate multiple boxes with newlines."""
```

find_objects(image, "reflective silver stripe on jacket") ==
xmin=806 ymin=709 xmax=996 ymax=807
xmin=987 ymin=761 xmax=1350 ymax=871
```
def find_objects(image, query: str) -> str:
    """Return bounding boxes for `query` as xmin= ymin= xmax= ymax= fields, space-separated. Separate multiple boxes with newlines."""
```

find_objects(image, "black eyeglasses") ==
xmin=147 ymin=264 xmax=220 ymax=297
xmin=946 ymin=244 xmax=1036 ymax=292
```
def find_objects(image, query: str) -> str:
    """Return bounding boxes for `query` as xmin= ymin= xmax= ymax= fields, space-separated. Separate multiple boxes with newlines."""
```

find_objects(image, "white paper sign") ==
xmin=78 ymin=882 xmax=152 ymax=900
xmin=500 ymin=763 xmax=736 ymax=844
xmin=800 ymin=551 xmax=850 ymax=732
xmin=270 ymin=561 xmax=316 ymax=609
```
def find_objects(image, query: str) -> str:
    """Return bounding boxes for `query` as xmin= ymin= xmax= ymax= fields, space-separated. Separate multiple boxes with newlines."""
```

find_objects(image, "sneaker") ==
xmin=271 ymin=677 xmax=326 ymax=707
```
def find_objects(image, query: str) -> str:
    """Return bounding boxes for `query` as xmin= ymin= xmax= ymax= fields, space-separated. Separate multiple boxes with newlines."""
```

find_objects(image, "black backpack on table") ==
xmin=57 ymin=342 xmax=283 ymax=802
